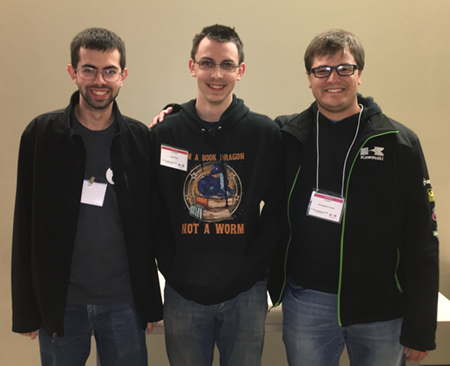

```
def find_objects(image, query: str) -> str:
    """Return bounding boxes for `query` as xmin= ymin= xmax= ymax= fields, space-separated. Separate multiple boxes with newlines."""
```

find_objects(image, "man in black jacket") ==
xmin=269 ymin=29 xmax=439 ymax=366
xmin=11 ymin=28 xmax=162 ymax=366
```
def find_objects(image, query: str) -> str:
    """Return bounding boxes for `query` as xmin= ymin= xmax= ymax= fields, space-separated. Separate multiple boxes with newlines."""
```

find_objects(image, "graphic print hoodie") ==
xmin=151 ymin=96 xmax=283 ymax=305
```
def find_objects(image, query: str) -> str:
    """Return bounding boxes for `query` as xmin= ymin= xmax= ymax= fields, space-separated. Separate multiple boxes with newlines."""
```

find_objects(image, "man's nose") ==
xmin=94 ymin=71 xmax=107 ymax=83
xmin=327 ymin=68 xmax=341 ymax=82
xmin=210 ymin=64 xmax=224 ymax=77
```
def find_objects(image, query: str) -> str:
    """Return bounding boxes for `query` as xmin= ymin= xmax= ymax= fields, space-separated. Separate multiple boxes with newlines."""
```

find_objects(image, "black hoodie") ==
xmin=151 ymin=95 xmax=283 ymax=305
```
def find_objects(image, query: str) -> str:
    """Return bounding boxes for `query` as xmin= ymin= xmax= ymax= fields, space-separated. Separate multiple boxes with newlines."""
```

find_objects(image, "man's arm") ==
xmin=20 ymin=331 xmax=38 ymax=340
xmin=150 ymin=106 xmax=173 ymax=128
xmin=148 ymin=127 xmax=178 ymax=279
xmin=245 ymin=125 xmax=284 ymax=283
xmin=146 ymin=322 xmax=158 ymax=333
xmin=12 ymin=122 xmax=42 ymax=334
xmin=399 ymin=135 xmax=439 ymax=353
xmin=149 ymin=104 xmax=181 ymax=129
xmin=404 ymin=348 xmax=429 ymax=362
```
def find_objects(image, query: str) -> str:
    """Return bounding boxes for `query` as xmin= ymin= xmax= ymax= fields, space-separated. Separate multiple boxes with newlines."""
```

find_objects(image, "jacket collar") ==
xmin=65 ymin=91 xmax=126 ymax=138
xmin=281 ymin=94 xmax=398 ymax=144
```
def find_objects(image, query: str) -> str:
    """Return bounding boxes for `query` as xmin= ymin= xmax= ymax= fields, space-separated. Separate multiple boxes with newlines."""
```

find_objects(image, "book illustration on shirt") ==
xmin=184 ymin=161 xmax=242 ymax=223
xmin=190 ymin=202 xmax=233 ymax=220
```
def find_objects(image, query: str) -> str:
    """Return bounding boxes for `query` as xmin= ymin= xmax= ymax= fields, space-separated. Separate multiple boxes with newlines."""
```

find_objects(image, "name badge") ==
xmin=307 ymin=191 xmax=345 ymax=224
xmin=160 ymin=144 xmax=188 ymax=171
xmin=80 ymin=180 xmax=107 ymax=207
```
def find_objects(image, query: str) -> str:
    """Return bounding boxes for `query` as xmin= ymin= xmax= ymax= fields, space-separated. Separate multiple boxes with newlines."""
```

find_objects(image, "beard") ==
xmin=78 ymin=85 xmax=120 ymax=111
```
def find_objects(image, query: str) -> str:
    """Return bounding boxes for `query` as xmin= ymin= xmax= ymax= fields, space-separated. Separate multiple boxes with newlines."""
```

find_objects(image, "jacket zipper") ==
xmin=337 ymin=130 xmax=398 ymax=326
xmin=273 ymin=163 xmax=302 ymax=307
xmin=394 ymin=248 xmax=403 ymax=293
xmin=123 ymin=171 xmax=129 ymax=189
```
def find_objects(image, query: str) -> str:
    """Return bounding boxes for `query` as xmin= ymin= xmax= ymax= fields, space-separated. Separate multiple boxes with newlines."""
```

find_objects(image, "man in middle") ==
xmin=150 ymin=24 xmax=283 ymax=366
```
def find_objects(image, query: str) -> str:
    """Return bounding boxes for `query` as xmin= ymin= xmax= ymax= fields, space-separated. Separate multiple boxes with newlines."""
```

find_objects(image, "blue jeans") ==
xmin=39 ymin=302 xmax=148 ymax=366
xmin=283 ymin=277 xmax=404 ymax=366
xmin=164 ymin=281 xmax=267 ymax=366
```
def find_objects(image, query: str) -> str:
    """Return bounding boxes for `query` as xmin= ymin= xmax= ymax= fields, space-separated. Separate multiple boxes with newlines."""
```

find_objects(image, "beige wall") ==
xmin=1 ymin=0 xmax=449 ymax=364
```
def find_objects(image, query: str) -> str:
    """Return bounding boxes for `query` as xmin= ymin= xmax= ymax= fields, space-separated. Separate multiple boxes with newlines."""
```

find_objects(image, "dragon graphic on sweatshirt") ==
xmin=184 ymin=160 xmax=242 ymax=223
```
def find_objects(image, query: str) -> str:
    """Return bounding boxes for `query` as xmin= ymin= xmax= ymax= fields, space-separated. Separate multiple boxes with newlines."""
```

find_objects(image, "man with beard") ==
xmin=11 ymin=28 xmax=162 ymax=366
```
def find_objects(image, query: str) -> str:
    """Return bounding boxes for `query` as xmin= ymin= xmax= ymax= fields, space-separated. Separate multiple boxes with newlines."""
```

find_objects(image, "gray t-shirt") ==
xmin=67 ymin=113 xmax=133 ymax=305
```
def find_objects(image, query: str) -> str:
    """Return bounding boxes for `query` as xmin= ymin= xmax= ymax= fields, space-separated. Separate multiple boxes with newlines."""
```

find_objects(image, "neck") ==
xmin=195 ymin=94 xmax=233 ymax=122
xmin=318 ymin=102 xmax=361 ymax=122
xmin=75 ymin=100 xmax=115 ymax=131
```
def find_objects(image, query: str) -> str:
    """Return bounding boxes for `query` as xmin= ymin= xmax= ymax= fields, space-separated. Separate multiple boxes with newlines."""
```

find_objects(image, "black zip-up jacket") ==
xmin=268 ymin=95 xmax=439 ymax=352
xmin=151 ymin=95 xmax=283 ymax=305
xmin=12 ymin=92 xmax=163 ymax=337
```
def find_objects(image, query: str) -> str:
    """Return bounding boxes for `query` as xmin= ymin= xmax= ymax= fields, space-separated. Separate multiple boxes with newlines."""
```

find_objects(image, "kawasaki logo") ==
xmin=360 ymin=146 xmax=384 ymax=161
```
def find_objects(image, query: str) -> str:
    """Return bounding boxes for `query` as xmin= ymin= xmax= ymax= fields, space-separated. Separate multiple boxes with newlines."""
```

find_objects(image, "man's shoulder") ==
xmin=275 ymin=108 xmax=312 ymax=129
xmin=372 ymin=112 xmax=419 ymax=147
xmin=120 ymin=114 xmax=149 ymax=131
xmin=245 ymin=110 xmax=279 ymax=130
xmin=151 ymin=103 xmax=196 ymax=136
xmin=387 ymin=117 xmax=417 ymax=137
xmin=29 ymin=92 xmax=76 ymax=127
xmin=152 ymin=112 xmax=185 ymax=133
xmin=33 ymin=107 xmax=66 ymax=122
xmin=23 ymin=108 xmax=68 ymax=135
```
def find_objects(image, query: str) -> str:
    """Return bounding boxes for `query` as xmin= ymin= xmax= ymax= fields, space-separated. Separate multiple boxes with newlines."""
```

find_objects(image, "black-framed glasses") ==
xmin=75 ymin=67 xmax=123 ymax=82
xmin=309 ymin=64 xmax=359 ymax=78
xmin=194 ymin=59 xmax=239 ymax=73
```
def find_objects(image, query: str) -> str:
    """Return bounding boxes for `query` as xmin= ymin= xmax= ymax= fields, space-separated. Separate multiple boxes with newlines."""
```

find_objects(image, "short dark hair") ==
xmin=191 ymin=24 xmax=244 ymax=64
xmin=70 ymin=28 xmax=126 ymax=71
xmin=304 ymin=29 xmax=364 ymax=73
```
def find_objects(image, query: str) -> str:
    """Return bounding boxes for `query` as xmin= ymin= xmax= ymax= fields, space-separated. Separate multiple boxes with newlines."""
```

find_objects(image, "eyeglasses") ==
xmin=75 ymin=67 xmax=123 ymax=82
xmin=194 ymin=59 xmax=239 ymax=73
xmin=309 ymin=64 xmax=359 ymax=78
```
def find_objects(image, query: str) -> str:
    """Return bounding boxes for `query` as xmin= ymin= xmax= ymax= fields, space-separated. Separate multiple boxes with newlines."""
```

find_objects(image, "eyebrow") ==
xmin=80 ymin=64 xmax=120 ymax=70
xmin=199 ymin=57 xmax=236 ymax=63
xmin=314 ymin=63 xmax=353 ymax=68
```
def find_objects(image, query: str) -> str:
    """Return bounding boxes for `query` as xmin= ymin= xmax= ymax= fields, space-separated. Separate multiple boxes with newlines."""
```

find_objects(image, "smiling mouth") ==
xmin=92 ymin=90 xmax=108 ymax=96
xmin=208 ymin=84 xmax=225 ymax=90
xmin=326 ymin=88 xmax=344 ymax=93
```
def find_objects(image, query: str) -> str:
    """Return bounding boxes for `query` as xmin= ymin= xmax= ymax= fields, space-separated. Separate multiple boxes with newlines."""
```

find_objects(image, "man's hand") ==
xmin=146 ymin=322 xmax=159 ymax=333
xmin=20 ymin=330 xmax=38 ymax=340
xmin=404 ymin=347 xmax=429 ymax=361
xmin=149 ymin=106 xmax=173 ymax=129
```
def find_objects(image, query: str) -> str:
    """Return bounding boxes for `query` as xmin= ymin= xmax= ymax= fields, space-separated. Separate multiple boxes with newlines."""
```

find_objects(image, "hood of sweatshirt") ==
xmin=179 ymin=94 xmax=250 ymax=133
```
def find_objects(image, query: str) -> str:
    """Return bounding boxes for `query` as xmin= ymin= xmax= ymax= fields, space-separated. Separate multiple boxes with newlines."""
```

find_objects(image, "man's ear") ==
xmin=119 ymin=68 xmax=128 ymax=86
xmin=67 ymin=64 xmax=77 ymax=84
xmin=236 ymin=63 xmax=245 ymax=81
xmin=307 ymin=72 xmax=314 ymax=89
xmin=189 ymin=59 xmax=197 ymax=77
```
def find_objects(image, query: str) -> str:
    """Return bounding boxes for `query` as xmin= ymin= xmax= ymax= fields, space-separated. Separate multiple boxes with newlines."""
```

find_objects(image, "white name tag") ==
xmin=80 ymin=180 xmax=107 ymax=207
xmin=307 ymin=191 xmax=345 ymax=223
xmin=160 ymin=144 xmax=188 ymax=171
